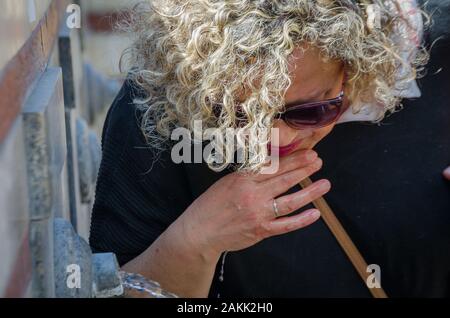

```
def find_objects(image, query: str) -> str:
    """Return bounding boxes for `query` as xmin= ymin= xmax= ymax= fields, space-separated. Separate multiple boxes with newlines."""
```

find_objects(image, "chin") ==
xmin=292 ymin=139 xmax=316 ymax=152
xmin=296 ymin=141 xmax=315 ymax=151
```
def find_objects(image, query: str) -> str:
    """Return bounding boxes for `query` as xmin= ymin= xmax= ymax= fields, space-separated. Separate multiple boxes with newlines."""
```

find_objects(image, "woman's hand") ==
xmin=178 ymin=149 xmax=330 ymax=261
xmin=123 ymin=149 xmax=330 ymax=297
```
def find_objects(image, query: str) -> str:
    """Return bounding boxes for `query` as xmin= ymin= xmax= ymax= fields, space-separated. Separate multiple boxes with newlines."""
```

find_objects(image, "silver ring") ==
xmin=272 ymin=199 xmax=279 ymax=218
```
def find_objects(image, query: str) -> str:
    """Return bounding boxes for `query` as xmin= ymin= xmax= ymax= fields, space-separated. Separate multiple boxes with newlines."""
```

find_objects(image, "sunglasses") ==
xmin=277 ymin=77 xmax=349 ymax=130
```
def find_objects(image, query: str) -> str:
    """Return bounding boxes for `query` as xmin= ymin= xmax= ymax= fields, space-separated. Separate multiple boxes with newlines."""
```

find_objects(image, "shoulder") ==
xmin=90 ymin=80 xmax=193 ymax=263
xmin=95 ymin=78 xmax=190 ymax=195
xmin=100 ymin=79 xmax=173 ymax=171
xmin=101 ymin=79 xmax=146 ymax=151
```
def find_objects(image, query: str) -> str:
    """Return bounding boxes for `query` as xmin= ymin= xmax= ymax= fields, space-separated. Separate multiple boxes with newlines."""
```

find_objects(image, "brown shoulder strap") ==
xmin=299 ymin=177 xmax=388 ymax=298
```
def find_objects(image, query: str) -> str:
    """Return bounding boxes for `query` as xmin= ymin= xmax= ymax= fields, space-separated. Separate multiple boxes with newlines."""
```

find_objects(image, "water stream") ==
xmin=119 ymin=271 xmax=179 ymax=298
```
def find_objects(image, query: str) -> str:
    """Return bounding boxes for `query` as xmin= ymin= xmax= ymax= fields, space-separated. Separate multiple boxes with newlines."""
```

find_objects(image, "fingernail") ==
xmin=312 ymin=157 xmax=323 ymax=168
xmin=307 ymin=209 xmax=321 ymax=219
xmin=305 ymin=151 xmax=317 ymax=162
xmin=318 ymin=179 xmax=331 ymax=191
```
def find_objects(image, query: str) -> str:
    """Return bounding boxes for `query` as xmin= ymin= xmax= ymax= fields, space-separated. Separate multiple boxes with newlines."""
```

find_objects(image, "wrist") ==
xmin=168 ymin=213 xmax=221 ymax=265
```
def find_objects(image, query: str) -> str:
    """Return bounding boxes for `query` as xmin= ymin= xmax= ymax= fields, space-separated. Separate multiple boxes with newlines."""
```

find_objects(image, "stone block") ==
xmin=0 ymin=118 xmax=31 ymax=297
xmin=22 ymin=67 xmax=69 ymax=220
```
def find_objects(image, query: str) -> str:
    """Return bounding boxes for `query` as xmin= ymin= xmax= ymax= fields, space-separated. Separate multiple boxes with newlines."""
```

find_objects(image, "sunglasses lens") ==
xmin=285 ymin=101 xmax=341 ymax=128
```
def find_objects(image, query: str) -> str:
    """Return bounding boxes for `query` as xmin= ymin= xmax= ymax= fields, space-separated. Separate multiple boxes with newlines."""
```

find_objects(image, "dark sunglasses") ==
xmin=277 ymin=77 xmax=349 ymax=130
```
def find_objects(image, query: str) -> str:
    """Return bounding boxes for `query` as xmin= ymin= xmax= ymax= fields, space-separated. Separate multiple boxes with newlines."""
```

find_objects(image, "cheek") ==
xmin=272 ymin=120 xmax=336 ymax=149
xmin=315 ymin=125 xmax=335 ymax=139
xmin=272 ymin=119 xmax=299 ymax=146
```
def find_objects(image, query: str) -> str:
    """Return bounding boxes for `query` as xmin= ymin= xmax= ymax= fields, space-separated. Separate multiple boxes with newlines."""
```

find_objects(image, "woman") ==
xmin=90 ymin=0 xmax=428 ymax=297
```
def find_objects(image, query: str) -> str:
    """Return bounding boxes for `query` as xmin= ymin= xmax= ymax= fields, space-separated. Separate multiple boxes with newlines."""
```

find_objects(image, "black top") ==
xmin=89 ymin=43 xmax=450 ymax=298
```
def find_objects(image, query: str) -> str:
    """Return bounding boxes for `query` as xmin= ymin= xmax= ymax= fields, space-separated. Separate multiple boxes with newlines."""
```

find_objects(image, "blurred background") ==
xmin=82 ymin=0 xmax=138 ymax=78
xmin=0 ymin=0 xmax=142 ymax=298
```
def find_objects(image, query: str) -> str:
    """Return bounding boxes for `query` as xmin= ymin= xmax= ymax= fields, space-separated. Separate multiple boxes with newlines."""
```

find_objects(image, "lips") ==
xmin=269 ymin=138 xmax=303 ymax=157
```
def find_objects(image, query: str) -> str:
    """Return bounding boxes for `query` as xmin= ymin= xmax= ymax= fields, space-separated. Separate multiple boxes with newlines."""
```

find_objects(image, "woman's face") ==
xmin=272 ymin=46 xmax=346 ymax=156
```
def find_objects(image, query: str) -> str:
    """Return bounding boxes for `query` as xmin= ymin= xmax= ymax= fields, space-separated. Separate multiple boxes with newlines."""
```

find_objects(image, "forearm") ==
xmin=121 ymin=218 xmax=221 ymax=298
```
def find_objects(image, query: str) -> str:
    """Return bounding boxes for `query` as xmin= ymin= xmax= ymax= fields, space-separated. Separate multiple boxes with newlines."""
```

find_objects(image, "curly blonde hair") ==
xmin=119 ymin=0 xmax=430 ymax=172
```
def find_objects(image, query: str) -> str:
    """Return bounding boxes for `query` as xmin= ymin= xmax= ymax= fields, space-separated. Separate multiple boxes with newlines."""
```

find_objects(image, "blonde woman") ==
xmin=89 ymin=0 xmax=428 ymax=297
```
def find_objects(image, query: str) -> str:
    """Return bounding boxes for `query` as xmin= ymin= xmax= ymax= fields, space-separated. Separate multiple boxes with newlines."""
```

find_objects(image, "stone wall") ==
xmin=0 ymin=0 xmax=122 ymax=297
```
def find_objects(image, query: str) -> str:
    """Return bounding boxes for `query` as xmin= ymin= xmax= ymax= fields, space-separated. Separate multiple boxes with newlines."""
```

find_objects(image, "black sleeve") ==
xmin=89 ymin=80 xmax=193 ymax=266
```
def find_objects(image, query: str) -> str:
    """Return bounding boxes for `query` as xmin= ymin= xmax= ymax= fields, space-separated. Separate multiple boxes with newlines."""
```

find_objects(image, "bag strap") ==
xmin=299 ymin=177 xmax=388 ymax=298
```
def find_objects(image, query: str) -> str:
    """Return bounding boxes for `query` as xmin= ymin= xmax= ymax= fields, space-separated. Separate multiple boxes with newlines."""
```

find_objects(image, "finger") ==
xmin=443 ymin=166 xmax=450 ymax=181
xmin=261 ymin=157 xmax=323 ymax=197
xmin=263 ymin=208 xmax=321 ymax=237
xmin=254 ymin=149 xmax=318 ymax=182
xmin=272 ymin=179 xmax=331 ymax=217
